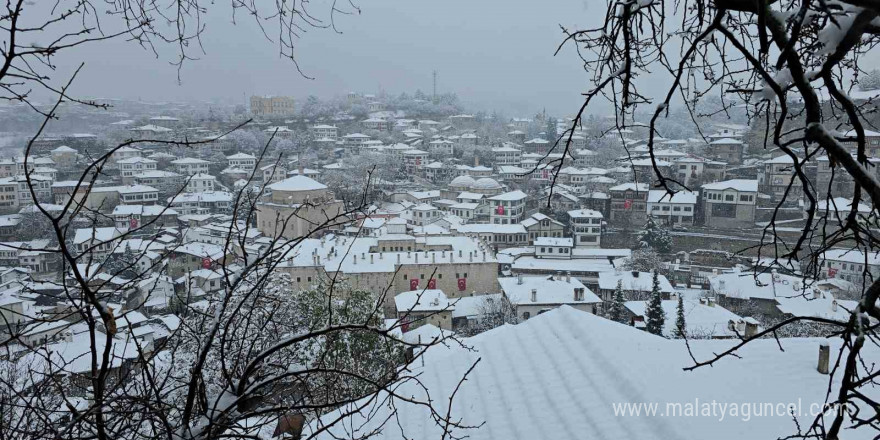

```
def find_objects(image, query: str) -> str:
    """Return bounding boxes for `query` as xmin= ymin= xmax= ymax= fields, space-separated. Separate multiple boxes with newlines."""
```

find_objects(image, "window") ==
xmin=711 ymin=203 xmax=737 ymax=218
xmin=522 ymin=312 xmax=530 ymax=320
xmin=403 ymin=274 xmax=408 ymax=280
xmin=725 ymin=194 xmax=734 ymax=201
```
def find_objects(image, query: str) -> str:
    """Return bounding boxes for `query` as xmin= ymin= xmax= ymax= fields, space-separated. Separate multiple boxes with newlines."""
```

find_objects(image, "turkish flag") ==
xmin=828 ymin=268 xmax=838 ymax=277
xmin=427 ymin=278 xmax=437 ymax=289
xmin=496 ymin=204 xmax=505 ymax=215
xmin=202 ymin=258 xmax=212 ymax=269
xmin=129 ymin=218 xmax=138 ymax=229
xmin=457 ymin=278 xmax=466 ymax=291
xmin=623 ymin=199 xmax=633 ymax=210
xmin=410 ymin=279 xmax=419 ymax=290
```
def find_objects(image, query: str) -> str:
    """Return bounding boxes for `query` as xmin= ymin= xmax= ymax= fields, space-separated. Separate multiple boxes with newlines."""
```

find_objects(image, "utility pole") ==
xmin=432 ymin=70 xmax=438 ymax=103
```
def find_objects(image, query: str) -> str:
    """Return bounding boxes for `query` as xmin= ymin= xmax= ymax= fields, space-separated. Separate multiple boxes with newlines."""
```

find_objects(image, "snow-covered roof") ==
xmin=311 ymin=306 xmax=869 ymax=440
xmin=488 ymin=190 xmax=527 ymax=201
xmin=227 ymin=152 xmax=256 ymax=160
xmin=450 ymin=293 xmax=504 ymax=319
xmin=111 ymin=205 xmax=177 ymax=217
xmin=116 ymin=157 xmax=154 ymax=165
xmin=130 ymin=124 xmax=172 ymax=132
xmin=267 ymin=175 xmax=327 ymax=192
xmin=499 ymin=275 xmax=600 ymax=305
xmin=701 ymin=179 xmax=758 ymax=192
xmin=597 ymin=270 xmax=675 ymax=293
xmin=171 ymin=157 xmax=210 ymax=165
xmin=625 ymin=299 xmax=745 ymax=338
xmin=647 ymin=190 xmax=698 ymax=204
xmin=567 ymin=208 xmax=603 ymax=218
xmin=534 ymin=237 xmax=573 ymax=247
xmin=709 ymin=137 xmax=743 ymax=144
xmin=394 ymin=289 xmax=452 ymax=313
xmin=73 ymin=227 xmax=123 ymax=245
xmin=820 ymin=248 xmax=880 ymax=266
xmin=453 ymin=224 xmax=527 ymax=234
xmin=472 ymin=178 xmax=502 ymax=190
xmin=609 ymin=182 xmax=649 ymax=192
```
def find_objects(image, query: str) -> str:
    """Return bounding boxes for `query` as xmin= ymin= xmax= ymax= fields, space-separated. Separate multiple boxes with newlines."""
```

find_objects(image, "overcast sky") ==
xmin=59 ymin=0 xmax=595 ymax=117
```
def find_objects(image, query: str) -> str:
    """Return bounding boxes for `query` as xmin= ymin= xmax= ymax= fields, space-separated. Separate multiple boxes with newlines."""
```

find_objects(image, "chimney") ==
xmin=353 ymin=255 xmax=357 ymax=265
xmin=566 ymin=272 xmax=571 ymax=283
xmin=298 ymin=160 xmax=305 ymax=175
xmin=517 ymin=273 xmax=523 ymax=285
xmin=482 ymin=252 xmax=486 ymax=262
xmin=469 ymin=253 xmax=473 ymax=262
xmin=818 ymin=343 xmax=830 ymax=374
xmin=813 ymin=289 xmax=821 ymax=299
xmin=831 ymin=299 xmax=838 ymax=312
xmin=744 ymin=319 xmax=758 ymax=338
xmin=459 ymin=250 xmax=463 ymax=257
xmin=316 ymin=255 xmax=321 ymax=265
xmin=370 ymin=254 xmax=374 ymax=264
xmin=474 ymin=156 xmax=480 ymax=167
xmin=432 ymin=253 xmax=436 ymax=263
xmin=415 ymin=253 xmax=419 ymax=263
xmin=397 ymin=254 xmax=401 ymax=264
xmin=530 ymin=289 xmax=537 ymax=302
xmin=574 ymin=288 xmax=584 ymax=301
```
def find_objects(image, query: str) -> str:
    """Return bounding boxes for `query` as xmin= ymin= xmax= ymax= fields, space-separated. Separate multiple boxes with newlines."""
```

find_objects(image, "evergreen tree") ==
xmin=637 ymin=216 xmax=672 ymax=254
xmin=607 ymin=279 xmax=628 ymax=324
xmin=673 ymin=295 xmax=687 ymax=338
xmin=645 ymin=271 xmax=666 ymax=336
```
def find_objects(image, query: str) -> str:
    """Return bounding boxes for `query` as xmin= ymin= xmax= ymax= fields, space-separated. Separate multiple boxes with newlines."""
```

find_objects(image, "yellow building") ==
xmin=250 ymin=95 xmax=295 ymax=117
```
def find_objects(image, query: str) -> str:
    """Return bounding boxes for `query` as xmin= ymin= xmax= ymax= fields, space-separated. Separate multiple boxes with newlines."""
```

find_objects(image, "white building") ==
xmin=310 ymin=124 xmax=338 ymax=141
xmin=226 ymin=153 xmax=257 ymax=172
xmin=185 ymin=173 xmax=217 ymax=193
xmin=117 ymin=157 xmax=157 ymax=180
xmin=488 ymin=190 xmax=527 ymax=224
xmin=567 ymin=208 xmax=603 ymax=248
xmin=171 ymin=157 xmax=211 ymax=175
xmin=646 ymin=190 xmax=698 ymax=226
xmin=499 ymin=274 xmax=601 ymax=320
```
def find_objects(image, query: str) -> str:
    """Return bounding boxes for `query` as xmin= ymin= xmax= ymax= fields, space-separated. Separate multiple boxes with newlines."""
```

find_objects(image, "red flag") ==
xmin=409 ymin=279 xmax=419 ymax=290
xmin=496 ymin=204 xmax=505 ymax=215
xmin=457 ymin=278 xmax=466 ymax=291
xmin=623 ymin=199 xmax=633 ymax=210
xmin=427 ymin=278 xmax=437 ymax=289
xmin=201 ymin=258 xmax=212 ymax=269
xmin=129 ymin=218 xmax=138 ymax=229
xmin=828 ymin=268 xmax=838 ymax=277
